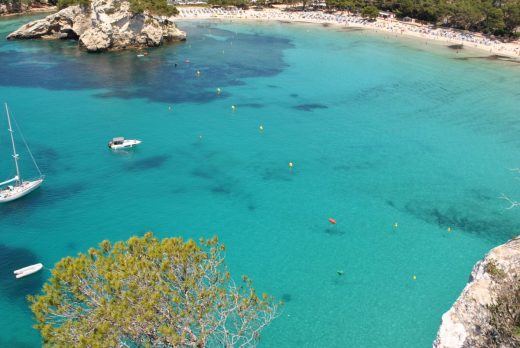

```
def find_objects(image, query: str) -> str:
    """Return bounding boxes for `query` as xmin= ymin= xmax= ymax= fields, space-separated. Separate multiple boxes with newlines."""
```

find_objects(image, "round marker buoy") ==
xmin=196 ymin=70 xmax=201 ymax=76
xmin=217 ymin=87 xmax=221 ymax=95
xmin=447 ymin=227 xmax=452 ymax=232
xmin=231 ymin=105 xmax=236 ymax=112
xmin=412 ymin=275 xmax=417 ymax=281
xmin=259 ymin=125 xmax=264 ymax=132
xmin=393 ymin=222 xmax=398 ymax=228
xmin=288 ymin=162 xmax=294 ymax=170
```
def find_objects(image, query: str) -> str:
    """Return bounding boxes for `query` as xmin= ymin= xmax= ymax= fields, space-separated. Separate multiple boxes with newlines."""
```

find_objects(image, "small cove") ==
xmin=0 ymin=16 xmax=519 ymax=347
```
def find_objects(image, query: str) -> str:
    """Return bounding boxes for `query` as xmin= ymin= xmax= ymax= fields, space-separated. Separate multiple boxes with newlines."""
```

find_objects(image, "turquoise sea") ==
xmin=0 ymin=14 xmax=519 ymax=347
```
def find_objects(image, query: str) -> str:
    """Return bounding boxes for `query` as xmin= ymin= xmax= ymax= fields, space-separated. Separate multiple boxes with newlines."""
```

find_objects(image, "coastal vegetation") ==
xmin=56 ymin=0 xmax=87 ymax=9
xmin=0 ymin=0 xmax=56 ymax=14
xmin=28 ymin=233 xmax=278 ymax=347
xmin=326 ymin=0 xmax=520 ymax=37
xmin=360 ymin=4 xmax=378 ymax=20
xmin=488 ymin=280 xmax=520 ymax=346
xmin=55 ymin=0 xmax=178 ymax=15
xmin=129 ymin=0 xmax=178 ymax=16
xmin=205 ymin=0 xmax=520 ymax=38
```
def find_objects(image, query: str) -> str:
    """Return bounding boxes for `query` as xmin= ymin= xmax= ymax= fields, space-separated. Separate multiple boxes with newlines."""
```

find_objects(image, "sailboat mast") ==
xmin=4 ymin=103 xmax=21 ymax=185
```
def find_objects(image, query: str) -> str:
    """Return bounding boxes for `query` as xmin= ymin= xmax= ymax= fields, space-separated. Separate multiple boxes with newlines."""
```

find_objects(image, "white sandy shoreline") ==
xmin=177 ymin=6 xmax=520 ymax=60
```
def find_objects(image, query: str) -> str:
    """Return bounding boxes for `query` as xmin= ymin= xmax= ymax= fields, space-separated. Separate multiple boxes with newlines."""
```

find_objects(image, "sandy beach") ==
xmin=178 ymin=6 xmax=520 ymax=59
xmin=0 ymin=6 xmax=56 ymax=17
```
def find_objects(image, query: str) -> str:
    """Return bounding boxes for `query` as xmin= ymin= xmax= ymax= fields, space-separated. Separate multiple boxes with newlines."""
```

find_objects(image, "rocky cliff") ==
xmin=0 ymin=1 xmax=55 ymax=16
xmin=0 ymin=1 xmax=24 ymax=15
xmin=433 ymin=237 xmax=520 ymax=348
xmin=6 ymin=0 xmax=186 ymax=52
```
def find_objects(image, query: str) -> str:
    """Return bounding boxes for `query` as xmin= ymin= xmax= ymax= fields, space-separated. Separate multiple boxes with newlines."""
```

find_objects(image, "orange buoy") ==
xmin=329 ymin=218 xmax=337 ymax=225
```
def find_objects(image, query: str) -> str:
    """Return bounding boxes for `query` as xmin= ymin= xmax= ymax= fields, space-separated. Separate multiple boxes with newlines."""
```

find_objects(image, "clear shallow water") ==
xmin=0 ymin=15 xmax=519 ymax=347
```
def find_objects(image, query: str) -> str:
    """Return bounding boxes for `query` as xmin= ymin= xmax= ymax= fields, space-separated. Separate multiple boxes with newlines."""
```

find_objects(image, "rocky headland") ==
xmin=433 ymin=237 xmax=520 ymax=347
xmin=6 ymin=0 xmax=186 ymax=52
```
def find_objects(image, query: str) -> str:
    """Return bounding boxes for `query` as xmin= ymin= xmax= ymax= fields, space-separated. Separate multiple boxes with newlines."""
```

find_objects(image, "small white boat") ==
xmin=0 ymin=103 xmax=44 ymax=203
xmin=0 ymin=179 xmax=44 ymax=203
xmin=14 ymin=263 xmax=43 ymax=279
xmin=108 ymin=137 xmax=142 ymax=150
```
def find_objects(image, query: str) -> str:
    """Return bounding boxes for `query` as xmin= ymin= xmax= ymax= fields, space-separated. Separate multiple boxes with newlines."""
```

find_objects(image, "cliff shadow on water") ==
xmin=0 ymin=20 xmax=293 ymax=104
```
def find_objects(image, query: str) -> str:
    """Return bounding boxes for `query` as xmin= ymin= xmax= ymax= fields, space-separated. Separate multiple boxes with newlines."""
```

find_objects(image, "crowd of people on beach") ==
xmin=178 ymin=7 xmax=520 ymax=57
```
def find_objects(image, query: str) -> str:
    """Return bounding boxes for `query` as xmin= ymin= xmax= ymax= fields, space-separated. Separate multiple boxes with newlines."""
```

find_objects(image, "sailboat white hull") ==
xmin=0 ymin=178 xmax=43 ymax=203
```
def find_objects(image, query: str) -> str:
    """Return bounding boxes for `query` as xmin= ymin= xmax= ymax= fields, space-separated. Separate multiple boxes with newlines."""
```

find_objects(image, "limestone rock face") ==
xmin=7 ymin=6 xmax=87 ymax=39
xmin=0 ymin=2 xmax=25 ymax=15
xmin=79 ymin=27 xmax=111 ymax=51
xmin=433 ymin=237 xmax=520 ymax=348
xmin=6 ymin=0 xmax=186 ymax=52
xmin=0 ymin=1 xmax=52 ymax=15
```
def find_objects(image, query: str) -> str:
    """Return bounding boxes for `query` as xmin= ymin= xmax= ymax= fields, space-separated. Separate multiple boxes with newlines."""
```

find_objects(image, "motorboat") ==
xmin=108 ymin=137 xmax=142 ymax=150
xmin=14 ymin=263 xmax=43 ymax=279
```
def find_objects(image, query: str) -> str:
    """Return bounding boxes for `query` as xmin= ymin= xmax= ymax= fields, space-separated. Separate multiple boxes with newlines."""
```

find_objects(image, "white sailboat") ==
xmin=0 ymin=103 xmax=44 ymax=203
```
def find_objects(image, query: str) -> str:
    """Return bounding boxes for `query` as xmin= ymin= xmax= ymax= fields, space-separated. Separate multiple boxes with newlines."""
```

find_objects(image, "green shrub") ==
xmin=488 ymin=282 xmax=520 ymax=346
xmin=129 ymin=0 xmax=178 ymax=16
xmin=485 ymin=260 xmax=506 ymax=280
xmin=57 ymin=0 xmax=90 ymax=9
xmin=56 ymin=0 xmax=178 ymax=16
xmin=361 ymin=5 xmax=379 ymax=20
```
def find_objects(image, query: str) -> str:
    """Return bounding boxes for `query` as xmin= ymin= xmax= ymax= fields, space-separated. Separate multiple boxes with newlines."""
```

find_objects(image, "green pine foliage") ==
xmin=0 ymin=0 xmax=58 ymax=10
xmin=129 ymin=0 xmax=179 ymax=16
xmin=320 ymin=0 xmax=520 ymax=37
xmin=57 ymin=0 xmax=89 ymax=10
xmin=212 ymin=0 xmax=519 ymax=36
xmin=55 ymin=0 xmax=178 ymax=16
xmin=29 ymin=233 xmax=278 ymax=347
xmin=207 ymin=0 xmax=249 ymax=8
xmin=361 ymin=4 xmax=378 ymax=20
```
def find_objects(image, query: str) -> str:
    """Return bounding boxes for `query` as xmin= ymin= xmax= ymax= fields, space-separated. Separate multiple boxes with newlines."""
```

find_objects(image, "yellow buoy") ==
xmin=412 ymin=275 xmax=417 ymax=281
